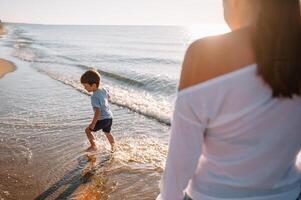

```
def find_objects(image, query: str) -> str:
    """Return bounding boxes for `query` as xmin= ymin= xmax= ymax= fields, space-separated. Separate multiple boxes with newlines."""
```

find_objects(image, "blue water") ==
xmin=4 ymin=23 xmax=229 ymax=124
xmin=4 ymin=24 xmax=191 ymax=124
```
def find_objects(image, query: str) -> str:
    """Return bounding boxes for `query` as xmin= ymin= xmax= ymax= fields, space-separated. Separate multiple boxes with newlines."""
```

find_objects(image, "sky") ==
xmin=0 ymin=0 xmax=225 ymax=25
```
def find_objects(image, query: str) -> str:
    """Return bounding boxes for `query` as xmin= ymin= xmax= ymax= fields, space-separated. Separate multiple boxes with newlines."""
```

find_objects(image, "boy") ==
xmin=80 ymin=69 xmax=115 ymax=152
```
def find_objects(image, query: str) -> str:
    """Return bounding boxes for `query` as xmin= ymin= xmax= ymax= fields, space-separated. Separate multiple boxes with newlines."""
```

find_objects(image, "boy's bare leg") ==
xmin=105 ymin=132 xmax=115 ymax=151
xmin=85 ymin=127 xmax=97 ymax=151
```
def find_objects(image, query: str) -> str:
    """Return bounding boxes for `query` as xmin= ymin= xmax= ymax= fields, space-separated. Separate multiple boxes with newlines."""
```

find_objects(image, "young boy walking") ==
xmin=80 ymin=69 xmax=115 ymax=152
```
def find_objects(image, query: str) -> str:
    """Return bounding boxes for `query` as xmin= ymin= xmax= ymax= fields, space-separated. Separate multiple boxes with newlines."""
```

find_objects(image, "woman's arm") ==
xmin=157 ymin=97 xmax=206 ymax=200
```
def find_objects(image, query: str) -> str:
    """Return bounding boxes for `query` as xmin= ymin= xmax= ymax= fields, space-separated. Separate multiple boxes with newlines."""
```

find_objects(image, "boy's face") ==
xmin=82 ymin=83 xmax=97 ymax=92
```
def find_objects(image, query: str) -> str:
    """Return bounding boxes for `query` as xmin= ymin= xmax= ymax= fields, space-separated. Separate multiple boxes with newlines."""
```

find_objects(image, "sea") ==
xmin=0 ymin=23 xmax=228 ymax=199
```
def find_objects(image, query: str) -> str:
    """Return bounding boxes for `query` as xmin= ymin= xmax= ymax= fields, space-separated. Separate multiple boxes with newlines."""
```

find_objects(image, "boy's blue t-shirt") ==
xmin=91 ymin=88 xmax=113 ymax=120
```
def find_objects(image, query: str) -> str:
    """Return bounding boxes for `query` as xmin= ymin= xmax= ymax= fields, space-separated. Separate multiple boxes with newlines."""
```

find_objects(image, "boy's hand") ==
xmin=88 ymin=108 xmax=99 ymax=131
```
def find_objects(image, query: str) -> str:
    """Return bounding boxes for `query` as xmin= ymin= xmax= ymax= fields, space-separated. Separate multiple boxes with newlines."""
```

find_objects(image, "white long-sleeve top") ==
xmin=157 ymin=64 xmax=301 ymax=200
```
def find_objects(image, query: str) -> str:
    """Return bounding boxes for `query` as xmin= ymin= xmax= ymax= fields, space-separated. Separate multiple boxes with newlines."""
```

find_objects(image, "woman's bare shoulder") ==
xmin=178 ymin=29 xmax=255 ymax=91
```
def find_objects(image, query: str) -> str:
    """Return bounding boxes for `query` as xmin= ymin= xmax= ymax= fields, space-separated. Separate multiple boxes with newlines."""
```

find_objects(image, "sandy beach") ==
xmin=0 ymin=24 xmax=16 ymax=78
xmin=0 ymin=59 xmax=16 ymax=78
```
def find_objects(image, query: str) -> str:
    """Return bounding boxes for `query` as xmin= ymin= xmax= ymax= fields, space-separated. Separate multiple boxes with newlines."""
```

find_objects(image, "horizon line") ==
xmin=1 ymin=21 xmax=226 ymax=27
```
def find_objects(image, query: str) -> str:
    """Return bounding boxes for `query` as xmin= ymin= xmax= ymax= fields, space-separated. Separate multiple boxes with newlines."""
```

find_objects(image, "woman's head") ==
xmin=223 ymin=0 xmax=259 ymax=30
xmin=225 ymin=0 xmax=301 ymax=98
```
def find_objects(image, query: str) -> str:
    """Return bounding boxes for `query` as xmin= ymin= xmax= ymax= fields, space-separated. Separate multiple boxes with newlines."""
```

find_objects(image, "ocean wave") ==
xmin=34 ymin=68 xmax=172 ymax=125
xmin=8 ymin=27 xmax=179 ymax=95
xmin=13 ymin=45 xmax=37 ymax=62
xmin=75 ymin=64 xmax=177 ymax=95
xmin=9 ymin=35 xmax=178 ymax=95
xmin=92 ymin=54 xmax=180 ymax=65
xmin=76 ymin=64 xmax=145 ymax=87
xmin=11 ymin=41 xmax=178 ymax=95
xmin=7 ymin=24 xmax=178 ymax=125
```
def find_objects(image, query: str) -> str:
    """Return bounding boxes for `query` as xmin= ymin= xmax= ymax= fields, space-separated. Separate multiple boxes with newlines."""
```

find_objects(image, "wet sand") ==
xmin=0 ymin=59 xmax=16 ymax=79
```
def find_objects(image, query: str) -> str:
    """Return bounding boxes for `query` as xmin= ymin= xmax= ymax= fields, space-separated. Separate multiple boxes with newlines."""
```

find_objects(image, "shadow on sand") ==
xmin=34 ymin=153 xmax=112 ymax=200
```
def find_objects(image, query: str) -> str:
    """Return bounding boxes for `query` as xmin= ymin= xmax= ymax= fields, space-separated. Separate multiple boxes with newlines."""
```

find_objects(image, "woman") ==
xmin=157 ymin=0 xmax=301 ymax=200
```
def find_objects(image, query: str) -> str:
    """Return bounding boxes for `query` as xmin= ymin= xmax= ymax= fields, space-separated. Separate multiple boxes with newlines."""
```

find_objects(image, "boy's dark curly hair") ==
xmin=80 ymin=70 xmax=101 ymax=87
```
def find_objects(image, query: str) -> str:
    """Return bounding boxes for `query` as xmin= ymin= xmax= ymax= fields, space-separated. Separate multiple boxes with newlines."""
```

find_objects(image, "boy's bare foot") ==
xmin=85 ymin=146 xmax=97 ymax=152
xmin=110 ymin=143 xmax=116 ymax=153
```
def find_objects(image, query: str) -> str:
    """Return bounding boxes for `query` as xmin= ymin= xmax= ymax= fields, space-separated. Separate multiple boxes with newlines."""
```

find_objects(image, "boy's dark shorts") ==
xmin=92 ymin=118 xmax=112 ymax=133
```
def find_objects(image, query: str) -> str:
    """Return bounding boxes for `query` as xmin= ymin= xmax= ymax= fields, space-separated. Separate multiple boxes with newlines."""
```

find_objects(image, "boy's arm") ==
xmin=89 ymin=108 xmax=100 ymax=130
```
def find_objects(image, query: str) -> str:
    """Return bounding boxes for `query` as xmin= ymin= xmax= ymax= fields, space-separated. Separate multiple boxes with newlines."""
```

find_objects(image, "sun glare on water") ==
xmin=186 ymin=24 xmax=230 ymax=41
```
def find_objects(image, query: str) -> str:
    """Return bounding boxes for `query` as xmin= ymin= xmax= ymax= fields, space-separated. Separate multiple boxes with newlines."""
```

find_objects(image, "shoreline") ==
xmin=0 ymin=59 xmax=16 ymax=78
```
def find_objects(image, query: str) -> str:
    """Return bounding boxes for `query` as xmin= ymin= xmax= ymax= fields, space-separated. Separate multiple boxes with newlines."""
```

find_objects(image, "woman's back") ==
xmin=176 ymin=63 xmax=301 ymax=199
xmin=157 ymin=61 xmax=301 ymax=200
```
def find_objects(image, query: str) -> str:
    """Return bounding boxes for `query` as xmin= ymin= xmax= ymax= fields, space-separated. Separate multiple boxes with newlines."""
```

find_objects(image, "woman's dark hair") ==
xmin=252 ymin=0 xmax=301 ymax=97
xmin=80 ymin=70 xmax=101 ymax=87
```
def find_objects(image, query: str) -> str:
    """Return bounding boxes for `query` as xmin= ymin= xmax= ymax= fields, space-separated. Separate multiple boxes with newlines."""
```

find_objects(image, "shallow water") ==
xmin=0 ymin=54 xmax=169 ymax=199
xmin=0 ymin=30 xmax=168 ymax=199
